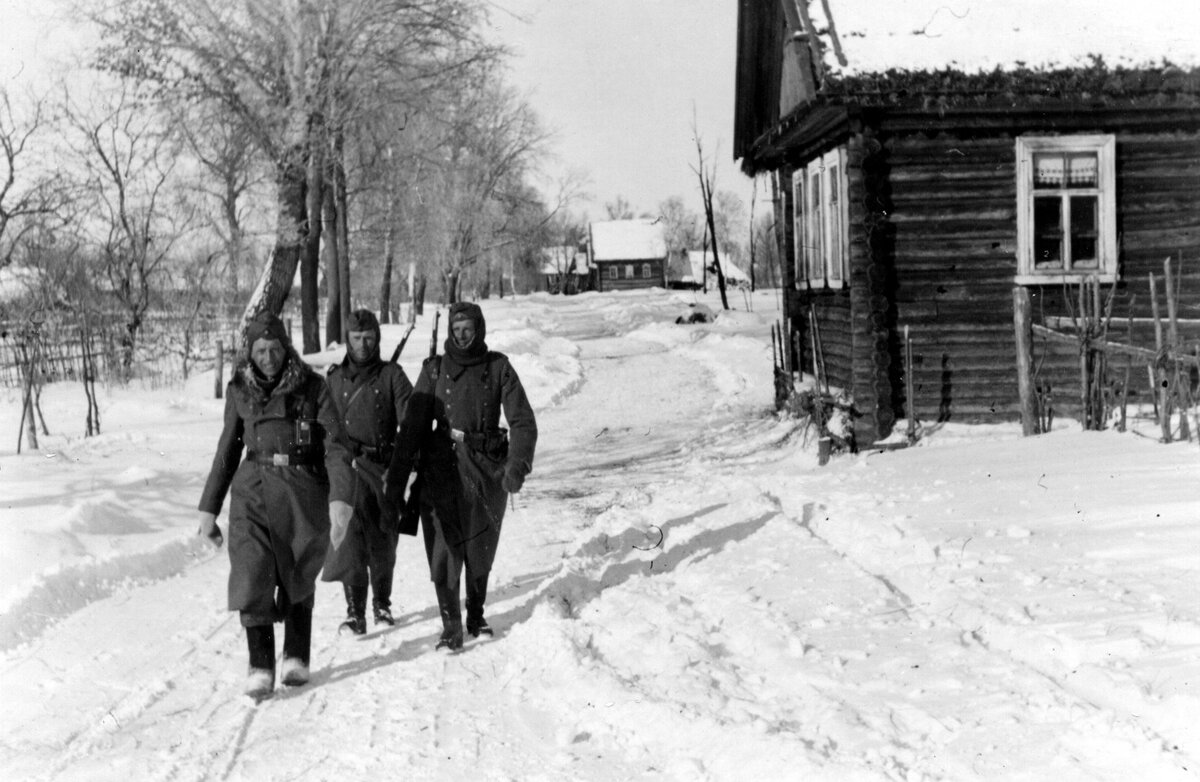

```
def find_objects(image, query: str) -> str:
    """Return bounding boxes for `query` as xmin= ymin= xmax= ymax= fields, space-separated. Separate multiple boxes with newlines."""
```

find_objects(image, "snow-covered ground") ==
xmin=1 ymin=287 xmax=1197 ymax=781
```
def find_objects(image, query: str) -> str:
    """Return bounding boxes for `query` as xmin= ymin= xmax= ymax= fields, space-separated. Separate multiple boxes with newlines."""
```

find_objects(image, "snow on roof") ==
xmin=670 ymin=250 xmax=749 ymax=286
xmin=589 ymin=219 xmax=668 ymax=262
xmin=540 ymin=246 xmax=590 ymax=276
xmin=820 ymin=0 xmax=1200 ymax=74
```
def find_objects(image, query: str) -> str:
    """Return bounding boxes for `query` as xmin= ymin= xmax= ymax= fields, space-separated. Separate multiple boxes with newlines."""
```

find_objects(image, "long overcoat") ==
xmin=199 ymin=350 xmax=353 ymax=625
xmin=320 ymin=357 xmax=413 ymax=583
xmin=388 ymin=349 xmax=537 ymax=587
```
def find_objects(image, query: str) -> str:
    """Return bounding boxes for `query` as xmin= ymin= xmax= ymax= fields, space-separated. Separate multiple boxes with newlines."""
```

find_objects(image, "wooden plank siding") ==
xmin=789 ymin=124 xmax=1200 ymax=446
xmin=592 ymin=259 xmax=668 ymax=292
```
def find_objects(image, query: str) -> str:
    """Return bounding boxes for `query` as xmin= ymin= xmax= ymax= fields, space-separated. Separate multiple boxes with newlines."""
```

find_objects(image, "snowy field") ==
xmin=1 ymin=287 xmax=1197 ymax=781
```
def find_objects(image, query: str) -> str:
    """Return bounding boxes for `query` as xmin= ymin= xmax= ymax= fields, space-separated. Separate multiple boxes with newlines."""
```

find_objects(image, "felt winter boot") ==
xmin=434 ymin=583 xmax=463 ymax=651
xmin=281 ymin=601 xmax=312 ymax=686
xmin=465 ymin=572 xmax=493 ymax=638
xmin=372 ymin=572 xmax=395 ymax=626
xmin=340 ymin=584 xmax=368 ymax=635
xmin=244 ymin=624 xmax=276 ymax=698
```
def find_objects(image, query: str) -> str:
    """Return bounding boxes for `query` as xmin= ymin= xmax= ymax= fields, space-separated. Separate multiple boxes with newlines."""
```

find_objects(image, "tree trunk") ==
xmin=334 ymin=133 xmax=351 ymax=328
xmin=323 ymin=182 xmax=342 ymax=346
xmin=378 ymin=197 xmax=397 ymax=323
xmin=301 ymin=130 xmax=325 ymax=353
xmin=244 ymin=140 xmax=309 ymax=339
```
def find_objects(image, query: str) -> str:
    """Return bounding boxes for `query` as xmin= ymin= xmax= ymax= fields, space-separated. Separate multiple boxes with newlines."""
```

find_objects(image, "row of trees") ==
xmin=2 ymin=0 xmax=573 ymax=362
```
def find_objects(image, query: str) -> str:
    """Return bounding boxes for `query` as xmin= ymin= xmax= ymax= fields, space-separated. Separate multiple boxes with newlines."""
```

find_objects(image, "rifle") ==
xmin=388 ymin=322 xmax=416 ymax=363
xmin=396 ymin=310 xmax=441 ymax=537
xmin=428 ymin=310 xmax=440 ymax=359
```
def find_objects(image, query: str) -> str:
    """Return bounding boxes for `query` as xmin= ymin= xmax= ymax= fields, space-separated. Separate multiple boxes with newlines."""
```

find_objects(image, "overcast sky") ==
xmin=4 ymin=0 xmax=1198 ymax=222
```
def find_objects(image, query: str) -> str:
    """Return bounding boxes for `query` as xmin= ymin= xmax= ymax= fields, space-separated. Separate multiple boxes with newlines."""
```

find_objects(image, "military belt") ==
xmin=246 ymin=450 xmax=319 ymax=467
xmin=352 ymin=442 xmax=392 ymax=463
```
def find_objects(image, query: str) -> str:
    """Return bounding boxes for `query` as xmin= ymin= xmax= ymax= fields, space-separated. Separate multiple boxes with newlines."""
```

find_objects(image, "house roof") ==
xmin=589 ymin=219 xmax=668 ymax=262
xmin=734 ymin=0 xmax=1200 ymax=169
xmin=540 ymin=245 xmax=590 ymax=276
xmin=669 ymin=250 xmax=749 ymax=286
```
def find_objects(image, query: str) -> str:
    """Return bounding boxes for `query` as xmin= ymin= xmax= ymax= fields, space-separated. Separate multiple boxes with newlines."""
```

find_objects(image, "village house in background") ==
xmin=540 ymin=245 xmax=592 ymax=294
xmin=587 ymin=219 xmax=669 ymax=292
xmin=667 ymin=249 xmax=751 ymax=290
xmin=734 ymin=1 xmax=1200 ymax=447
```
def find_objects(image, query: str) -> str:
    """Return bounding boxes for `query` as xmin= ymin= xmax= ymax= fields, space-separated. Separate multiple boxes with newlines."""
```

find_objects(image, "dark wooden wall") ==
xmin=790 ymin=124 xmax=1200 ymax=445
xmin=593 ymin=260 xmax=667 ymax=292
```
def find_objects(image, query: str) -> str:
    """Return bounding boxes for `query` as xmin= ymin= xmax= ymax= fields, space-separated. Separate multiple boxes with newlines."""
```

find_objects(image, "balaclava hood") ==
xmin=444 ymin=301 xmax=488 ymax=365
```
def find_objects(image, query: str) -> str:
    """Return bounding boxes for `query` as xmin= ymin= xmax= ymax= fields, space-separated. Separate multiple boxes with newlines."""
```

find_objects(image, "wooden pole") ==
xmin=1149 ymin=273 xmax=1171 ymax=442
xmin=1012 ymin=287 xmax=1039 ymax=436
xmin=904 ymin=325 xmax=917 ymax=443
xmin=214 ymin=339 xmax=224 ymax=400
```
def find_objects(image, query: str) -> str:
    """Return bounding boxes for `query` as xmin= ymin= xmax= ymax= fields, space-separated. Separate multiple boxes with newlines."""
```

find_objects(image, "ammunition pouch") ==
xmin=449 ymin=427 xmax=509 ymax=459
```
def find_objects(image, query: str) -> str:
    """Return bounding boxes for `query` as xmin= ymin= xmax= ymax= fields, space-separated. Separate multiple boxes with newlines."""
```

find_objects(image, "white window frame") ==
xmin=606 ymin=266 xmax=618 ymax=281
xmin=641 ymin=263 xmax=652 ymax=279
xmin=792 ymin=147 xmax=849 ymax=290
xmin=1015 ymin=135 xmax=1118 ymax=285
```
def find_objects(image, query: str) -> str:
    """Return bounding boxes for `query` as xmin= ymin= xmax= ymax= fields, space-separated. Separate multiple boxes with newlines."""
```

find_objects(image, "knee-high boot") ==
xmin=245 ymin=624 xmax=275 ymax=698
xmin=371 ymin=571 xmax=395 ymax=626
xmin=434 ymin=583 xmax=463 ymax=651
xmin=281 ymin=600 xmax=312 ymax=686
xmin=465 ymin=572 xmax=493 ymax=637
xmin=340 ymin=584 xmax=368 ymax=635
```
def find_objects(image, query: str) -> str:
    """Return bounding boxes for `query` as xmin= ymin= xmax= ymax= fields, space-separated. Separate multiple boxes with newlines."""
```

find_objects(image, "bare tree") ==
xmin=0 ymin=88 xmax=71 ymax=268
xmin=63 ymin=83 xmax=187 ymax=375
xmin=93 ymin=0 xmax=496 ymax=342
xmin=691 ymin=130 xmax=729 ymax=310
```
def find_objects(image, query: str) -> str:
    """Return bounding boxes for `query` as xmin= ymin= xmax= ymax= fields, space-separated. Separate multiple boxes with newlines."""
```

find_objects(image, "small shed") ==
xmin=668 ymin=250 xmax=750 ymax=290
xmin=734 ymin=1 xmax=1200 ymax=446
xmin=540 ymin=245 xmax=592 ymax=295
xmin=588 ymin=219 xmax=669 ymax=292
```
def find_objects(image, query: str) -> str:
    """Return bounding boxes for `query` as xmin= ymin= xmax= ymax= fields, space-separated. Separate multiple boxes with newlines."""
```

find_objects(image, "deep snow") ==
xmin=1 ymin=288 xmax=1197 ymax=781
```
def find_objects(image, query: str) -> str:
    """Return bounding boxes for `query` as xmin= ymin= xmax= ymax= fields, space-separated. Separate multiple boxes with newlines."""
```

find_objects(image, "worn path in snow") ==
xmin=1 ymin=292 xmax=1196 ymax=781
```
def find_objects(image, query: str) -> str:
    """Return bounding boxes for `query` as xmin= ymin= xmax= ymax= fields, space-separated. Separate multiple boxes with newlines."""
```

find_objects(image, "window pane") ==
xmin=1033 ymin=197 xmax=1063 ymax=268
xmin=1033 ymin=153 xmax=1064 ymax=189
xmin=1069 ymin=195 xmax=1098 ymax=268
xmin=625 ymin=265 xmax=634 ymax=278
xmin=642 ymin=263 xmax=651 ymax=278
xmin=1066 ymin=154 xmax=1097 ymax=188
xmin=809 ymin=172 xmax=823 ymax=279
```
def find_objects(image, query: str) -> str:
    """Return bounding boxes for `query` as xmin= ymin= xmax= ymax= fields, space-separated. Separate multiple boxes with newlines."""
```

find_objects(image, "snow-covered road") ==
xmin=2 ymin=289 xmax=1197 ymax=781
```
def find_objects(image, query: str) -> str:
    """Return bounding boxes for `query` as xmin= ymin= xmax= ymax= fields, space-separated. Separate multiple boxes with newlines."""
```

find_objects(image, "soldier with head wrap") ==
xmin=385 ymin=302 xmax=537 ymax=650
xmin=320 ymin=309 xmax=414 ymax=634
xmin=197 ymin=311 xmax=354 ymax=699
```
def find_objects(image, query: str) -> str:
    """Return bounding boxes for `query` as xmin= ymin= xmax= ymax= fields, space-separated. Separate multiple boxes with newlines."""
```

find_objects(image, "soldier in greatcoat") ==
xmin=385 ymin=302 xmax=537 ymax=650
xmin=320 ymin=309 xmax=414 ymax=634
xmin=197 ymin=311 xmax=354 ymax=698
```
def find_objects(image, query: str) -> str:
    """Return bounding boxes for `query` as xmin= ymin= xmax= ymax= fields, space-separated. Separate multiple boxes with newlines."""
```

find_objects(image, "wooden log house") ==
xmin=588 ymin=219 xmax=670 ymax=292
xmin=734 ymin=1 xmax=1200 ymax=446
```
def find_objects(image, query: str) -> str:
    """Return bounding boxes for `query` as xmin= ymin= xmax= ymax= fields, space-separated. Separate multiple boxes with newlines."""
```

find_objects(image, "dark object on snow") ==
xmin=675 ymin=304 xmax=715 ymax=324
xmin=340 ymin=584 xmax=368 ymax=635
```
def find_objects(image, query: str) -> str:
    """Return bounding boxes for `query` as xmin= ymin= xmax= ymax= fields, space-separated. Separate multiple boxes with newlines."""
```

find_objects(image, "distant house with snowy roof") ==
xmin=540 ymin=245 xmax=592 ymax=295
xmin=734 ymin=0 xmax=1200 ymax=447
xmin=587 ymin=219 xmax=668 ymax=292
xmin=667 ymin=249 xmax=750 ymax=290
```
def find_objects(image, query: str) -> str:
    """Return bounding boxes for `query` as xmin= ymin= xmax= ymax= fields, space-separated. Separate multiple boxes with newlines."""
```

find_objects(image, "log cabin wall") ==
xmin=592 ymin=259 xmax=668 ymax=292
xmin=1025 ymin=130 xmax=1200 ymax=417
xmin=855 ymin=123 xmax=1200 ymax=439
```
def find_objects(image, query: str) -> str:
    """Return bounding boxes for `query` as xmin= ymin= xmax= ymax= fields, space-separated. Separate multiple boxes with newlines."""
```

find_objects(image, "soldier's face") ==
xmin=251 ymin=338 xmax=285 ymax=379
xmin=451 ymin=320 xmax=476 ymax=349
xmin=348 ymin=330 xmax=377 ymax=362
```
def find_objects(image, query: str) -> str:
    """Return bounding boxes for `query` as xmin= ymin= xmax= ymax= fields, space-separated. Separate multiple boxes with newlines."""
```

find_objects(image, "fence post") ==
xmin=214 ymin=339 xmax=224 ymax=399
xmin=1012 ymin=287 xmax=1039 ymax=436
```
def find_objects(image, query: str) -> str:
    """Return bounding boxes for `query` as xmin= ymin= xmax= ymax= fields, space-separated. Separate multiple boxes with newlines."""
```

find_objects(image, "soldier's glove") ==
xmin=197 ymin=511 xmax=223 ymax=549
xmin=501 ymin=471 xmax=524 ymax=494
xmin=329 ymin=500 xmax=353 ymax=550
